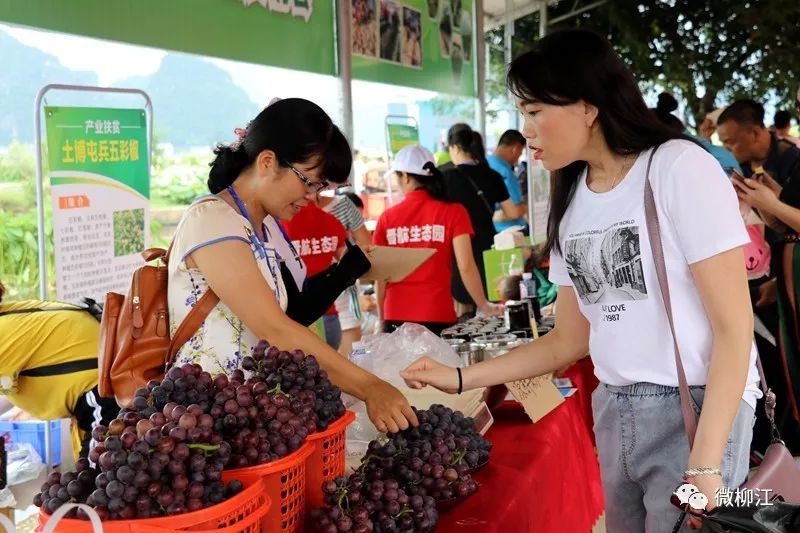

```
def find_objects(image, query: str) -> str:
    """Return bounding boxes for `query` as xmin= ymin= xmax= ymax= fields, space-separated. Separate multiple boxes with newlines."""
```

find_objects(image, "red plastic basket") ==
xmin=305 ymin=410 xmax=356 ymax=509
xmin=222 ymin=441 xmax=313 ymax=533
xmin=36 ymin=477 xmax=270 ymax=532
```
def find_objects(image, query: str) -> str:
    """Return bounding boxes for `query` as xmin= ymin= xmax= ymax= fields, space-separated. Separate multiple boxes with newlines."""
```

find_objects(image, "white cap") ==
xmin=388 ymin=145 xmax=436 ymax=176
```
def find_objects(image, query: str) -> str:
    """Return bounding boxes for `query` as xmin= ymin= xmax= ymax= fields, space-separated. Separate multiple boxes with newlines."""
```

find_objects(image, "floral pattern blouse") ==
xmin=167 ymin=197 xmax=288 ymax=376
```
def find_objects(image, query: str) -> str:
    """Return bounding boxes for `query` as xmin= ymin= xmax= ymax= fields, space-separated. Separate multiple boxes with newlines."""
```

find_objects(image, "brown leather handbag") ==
xmin=643 ymin=146 xmax=800 ymax=503
xmin=97 ymin=246 xmax=218 ymax=408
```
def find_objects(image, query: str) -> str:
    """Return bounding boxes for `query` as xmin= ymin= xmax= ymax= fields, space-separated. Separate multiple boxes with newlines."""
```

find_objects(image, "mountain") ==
xmin=113 ymin=54 xmax=260 ymax=149
xmin=0 ymin=30 xmax=260 ymax=149
xmin=0 ymin=30 xmax=98 ymax=145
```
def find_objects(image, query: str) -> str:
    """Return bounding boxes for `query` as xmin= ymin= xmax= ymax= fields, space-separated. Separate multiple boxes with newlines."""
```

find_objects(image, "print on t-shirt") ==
xmin=564 ymin=223 xmax=648 ymax=305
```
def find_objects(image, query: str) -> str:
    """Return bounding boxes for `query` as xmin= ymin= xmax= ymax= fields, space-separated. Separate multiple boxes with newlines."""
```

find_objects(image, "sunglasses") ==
xmin=283 ymin=161 xmax=329 ymax=194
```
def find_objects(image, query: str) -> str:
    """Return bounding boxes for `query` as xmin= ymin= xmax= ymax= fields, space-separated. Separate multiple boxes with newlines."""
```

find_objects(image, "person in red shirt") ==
xmin=374 ymin=145 xmax=502 ymax=335
xmin=282 ymin=203 xmax=348 ymax=348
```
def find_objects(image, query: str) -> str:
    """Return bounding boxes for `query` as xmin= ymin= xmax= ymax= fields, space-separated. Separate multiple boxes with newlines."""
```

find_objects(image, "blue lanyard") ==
xmin=226 ymin=186 xmax=282 ymax=302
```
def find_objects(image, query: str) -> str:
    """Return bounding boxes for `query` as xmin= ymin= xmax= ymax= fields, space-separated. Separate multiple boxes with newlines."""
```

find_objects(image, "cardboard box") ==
xmin=362 ymin=246 xmax=436 ymax=283
xmin=493 ymin=228 xmax=528 ymax=250
xmin=505 ymin=374 xmax=564 ymax=423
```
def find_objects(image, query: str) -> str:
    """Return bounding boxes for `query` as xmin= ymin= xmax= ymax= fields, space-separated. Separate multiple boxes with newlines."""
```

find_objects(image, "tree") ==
xmin=486 ymin=0 xmax=800 ymax=127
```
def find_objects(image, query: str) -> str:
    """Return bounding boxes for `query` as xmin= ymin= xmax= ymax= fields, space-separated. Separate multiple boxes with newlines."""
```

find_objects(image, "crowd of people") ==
xmin=2 ymin=26 xmax=800 ymax=533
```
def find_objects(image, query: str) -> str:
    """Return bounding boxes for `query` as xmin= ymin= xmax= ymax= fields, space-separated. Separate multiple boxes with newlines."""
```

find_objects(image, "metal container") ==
xmin=471 ymin=333 xmax=526 ymax=360
xmin=504 ymin=300 xmax=530 ymax=331
xmin=457 ymin=342 xmax=485 ymax=366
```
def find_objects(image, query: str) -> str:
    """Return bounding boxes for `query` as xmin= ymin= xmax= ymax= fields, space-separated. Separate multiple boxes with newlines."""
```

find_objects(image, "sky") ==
xmin=0 ymin=22 xmax=449 ymax=152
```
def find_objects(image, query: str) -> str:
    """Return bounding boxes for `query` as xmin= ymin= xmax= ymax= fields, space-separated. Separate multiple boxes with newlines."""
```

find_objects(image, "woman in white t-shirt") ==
xmin=401 ymin=29 xmax=759 ymax=531
xmin=168 ymin=98 xmax=417 ymax=434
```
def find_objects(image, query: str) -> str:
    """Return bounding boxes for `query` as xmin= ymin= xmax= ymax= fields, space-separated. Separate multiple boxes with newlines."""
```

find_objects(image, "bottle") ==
xmin=520 ymin=272 xmax=542 ymax=332
xmin=507 ymin=253 xmax=523 ymax=277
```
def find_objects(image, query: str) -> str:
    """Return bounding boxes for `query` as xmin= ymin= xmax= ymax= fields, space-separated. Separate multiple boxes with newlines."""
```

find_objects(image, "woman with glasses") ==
xmin=167 ymin=98 xmax=418 ymax=434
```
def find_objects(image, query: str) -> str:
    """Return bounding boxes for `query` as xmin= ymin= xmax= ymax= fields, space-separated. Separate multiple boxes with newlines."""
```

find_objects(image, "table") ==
xmin=438 ymin=360 xmax=604 ymax=532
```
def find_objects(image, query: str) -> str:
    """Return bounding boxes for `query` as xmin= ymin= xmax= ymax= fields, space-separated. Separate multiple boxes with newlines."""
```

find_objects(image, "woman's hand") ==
xmin=363 ymin=379 xmax=419 ymax=433
xmin=401 ymin=356 xmax=460 ymax=393
xmin=684 ymin=474 xmax=723 ymax=529
xmin=478 ymin=302 xmax=504 ymax=317
xmin=733 ymin=177 xmax=781 ymax=214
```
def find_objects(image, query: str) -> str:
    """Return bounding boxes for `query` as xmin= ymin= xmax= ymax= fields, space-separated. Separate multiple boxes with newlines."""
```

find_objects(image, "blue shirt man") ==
xmin=488 ymin=129 xmax=528 ymax=232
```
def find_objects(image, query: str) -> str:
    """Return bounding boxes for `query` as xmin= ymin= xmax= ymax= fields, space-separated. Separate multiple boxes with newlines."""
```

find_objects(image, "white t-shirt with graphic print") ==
xmin=549 ymin=140 xmax=761 ymax=408
xmin=168 ymin=197 xmax=288 ymax=377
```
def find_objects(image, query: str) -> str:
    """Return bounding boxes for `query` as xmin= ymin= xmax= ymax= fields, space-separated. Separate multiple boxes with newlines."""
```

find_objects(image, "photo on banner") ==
xmin=380 ymin=0 xmax=402 ymax=63
xmin=402 ymin=7 xmax=422 ymax=67
xmin=439 ymin=4 xmax=452 ymax=57
xmin=352 ymin=0 xmax=476 ymax=97
xmin=352 ymin=0 xmax=378 ymax=57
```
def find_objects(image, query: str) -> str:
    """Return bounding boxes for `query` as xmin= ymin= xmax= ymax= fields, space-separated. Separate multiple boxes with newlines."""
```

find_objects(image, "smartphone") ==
xmin=730 ymin=169 xmax=748 ymax=184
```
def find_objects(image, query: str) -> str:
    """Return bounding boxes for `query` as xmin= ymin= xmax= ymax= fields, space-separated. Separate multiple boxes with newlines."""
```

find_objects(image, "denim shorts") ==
xmin=592 ymin=383 xmax=755 ymax=533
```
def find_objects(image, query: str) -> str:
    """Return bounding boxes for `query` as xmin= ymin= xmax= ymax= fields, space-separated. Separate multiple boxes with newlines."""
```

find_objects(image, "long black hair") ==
xmin=208 ymin=98 xmax=352 ymax=194
xmin=408 ymin=162 xmax=450 ymax=202
xmin=469 ymin=131 xmax=488 ymax=164
xmin=507 ymin=29 xmax=689 ymax=256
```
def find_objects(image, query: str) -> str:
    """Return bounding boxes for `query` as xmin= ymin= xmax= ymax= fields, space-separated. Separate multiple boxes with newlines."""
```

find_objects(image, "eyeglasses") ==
xmin=284 ymin=162 xmax=329 ymax=193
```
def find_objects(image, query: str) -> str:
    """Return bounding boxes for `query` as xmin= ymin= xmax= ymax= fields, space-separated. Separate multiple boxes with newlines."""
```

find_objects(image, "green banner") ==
xmin=44 ymin=106 xmax=151 ymax=303
xmin=387 ymin=123 xmax=420 ymax=155
xmin=0 ymin=0 xmax=335 ymax=76
xmin=351 ymin=0 xmax=476 ymax=96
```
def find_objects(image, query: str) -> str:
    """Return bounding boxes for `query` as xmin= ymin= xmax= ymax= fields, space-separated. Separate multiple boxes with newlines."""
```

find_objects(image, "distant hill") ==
xmin=113 ymin=54 xmax=259 ymax=149
xmin=0 ymin=30 xmax=259 ymax=149
xmin=0 ymin=30 xmax=98 ymax=145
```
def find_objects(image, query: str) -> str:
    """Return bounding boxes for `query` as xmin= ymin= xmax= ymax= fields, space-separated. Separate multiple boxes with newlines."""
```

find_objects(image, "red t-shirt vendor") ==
xmin=283 ymin=203 xmax=348 ymax=348
xmin=373 ymin=145 xmax=502 ymax=335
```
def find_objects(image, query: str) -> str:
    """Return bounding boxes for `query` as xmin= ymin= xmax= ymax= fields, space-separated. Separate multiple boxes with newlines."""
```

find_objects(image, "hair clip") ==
xmin=234 ymin=128 xmax=247 ymax=139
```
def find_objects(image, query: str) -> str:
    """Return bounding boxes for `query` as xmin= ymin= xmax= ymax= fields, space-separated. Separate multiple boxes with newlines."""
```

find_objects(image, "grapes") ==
xmin=249 ymin=343 xmax=346 ymax=431
xmin=39 ymin=349 xmax=347 ymax=521
xmin=310 ymin=405 xmax=489 ymax=532
xmin=310 ymin=475 xmax=438 ymax=533
xmin=35 ymin=366 xmax=243 ymax=520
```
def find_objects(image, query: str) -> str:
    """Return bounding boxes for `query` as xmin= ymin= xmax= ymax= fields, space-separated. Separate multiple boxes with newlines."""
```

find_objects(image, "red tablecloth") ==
xmin=438 ymin=360 xmax=604 ymax=533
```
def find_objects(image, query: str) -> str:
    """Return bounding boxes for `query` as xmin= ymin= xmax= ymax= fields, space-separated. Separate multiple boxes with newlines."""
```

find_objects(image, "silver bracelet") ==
xmin=683 ymin=467 xmax=722 ymax=479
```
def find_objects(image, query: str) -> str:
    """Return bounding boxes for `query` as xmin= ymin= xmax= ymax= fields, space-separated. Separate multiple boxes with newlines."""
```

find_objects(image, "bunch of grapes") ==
xmin=248 ymin=341 xmax=346 ymax=431
xmin=310 ymin=476 xmax=438 ymax=533
xmin=400 ymin=405 xmax=491 ymax=471
xmin=35 ymin=368 xmax=242 ymax=520
xmin=355 ymin=405 xmax=486 ymax=502
xmin=128 ymin=363 xmax=311 ymax=468
xmin=208 ymin=371 xmax=312 ymax=466
xmin=34 ymin=458 xmax=97 ymax=518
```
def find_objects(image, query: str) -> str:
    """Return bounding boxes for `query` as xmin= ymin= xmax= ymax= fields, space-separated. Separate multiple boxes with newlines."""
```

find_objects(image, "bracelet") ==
xmin=683 ymin=467 xmax=722 ymax=479
xmin=456 ymin=367 xmax=463 ymax=395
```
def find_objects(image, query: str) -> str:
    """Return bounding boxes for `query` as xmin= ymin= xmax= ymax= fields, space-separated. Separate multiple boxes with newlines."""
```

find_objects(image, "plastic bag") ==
xmin=6 ymin=442 xmax=44 ymax=487
xmin=350 ymin=323 xmax=462 ymax=386
xmin=346 ymin=323 xmax=462 ymax=449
